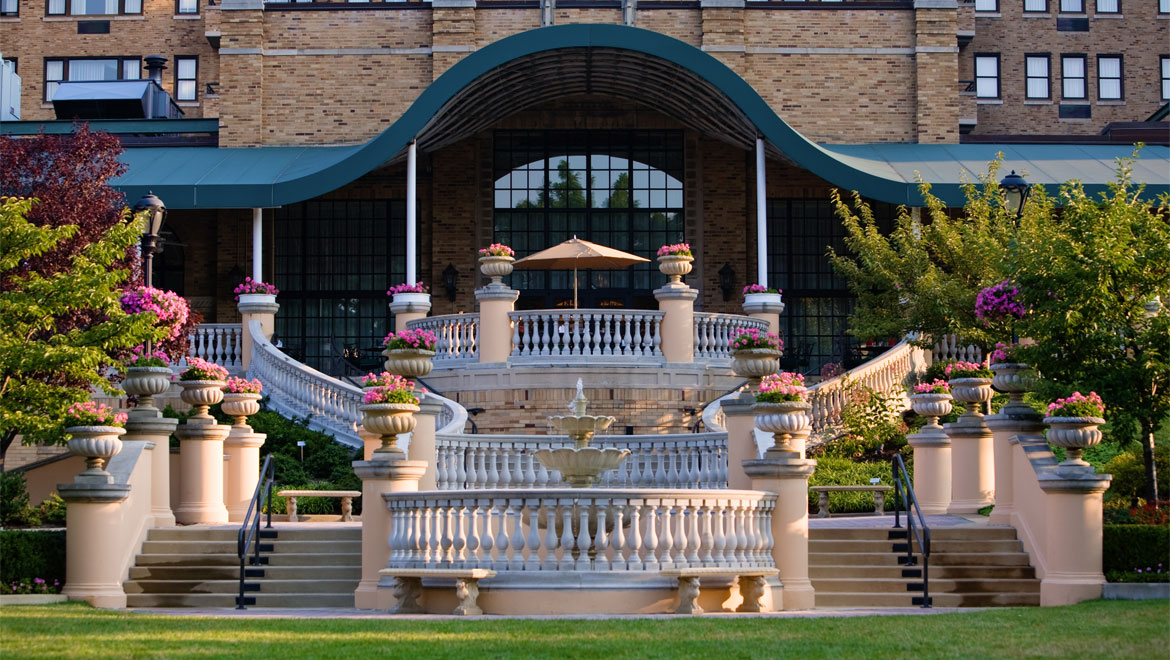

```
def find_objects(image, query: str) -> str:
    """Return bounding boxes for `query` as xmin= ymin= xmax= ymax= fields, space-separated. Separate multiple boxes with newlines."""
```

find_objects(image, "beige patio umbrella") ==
xmin=512 ymin=236 xmax=650 ymax=309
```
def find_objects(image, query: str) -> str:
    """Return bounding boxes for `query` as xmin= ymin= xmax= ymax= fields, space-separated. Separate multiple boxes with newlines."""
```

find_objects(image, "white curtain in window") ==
xmin=48 ymin=0 xmax=66 ymax=12
xmin=1162 ymin=0 xmax=1170 ymax=14
xmin=1098 ymin=58 xmax=1121 ymax=98
xmin=1163 ymin=58 xmax=1170 ymax=100
xmin=1026 ymin=58 xmax=1049 ymax=98
xmin=1095 ymin=0 xmax=1118 ymax=11
xmin=178 ymin=0 xmax=197 ymax=12
xmin=1059 ymin=0 xmax=1083 ymax=12
xmin=1 ymin=0 xmax=17 ymax=14
xmin=1062 ymin=57 xmax=1085 ymax=98
xmin=124 ymin=0 xmax=141 ymax=12
xmin=975 ymin=0 xmax=996 ymax=10
xmin=72 ymin=0 xmax=117 ymax=14
xmin=1024 ymin=0 xmax=1045 ymax=10
xmin=176 ymin=58 xmax=197 ymax=101
xmin=45 ymin=61 xmax=64 ymax=101
xmin=123 ymin=60 xmax=139 ymax=80
xmin=69 ymin=59 xmax=118 ymax=81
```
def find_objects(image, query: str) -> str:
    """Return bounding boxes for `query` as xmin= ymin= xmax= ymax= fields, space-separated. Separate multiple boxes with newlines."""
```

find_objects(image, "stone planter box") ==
xmin=1102 ymin=582 xmax=1170 ymax=600
xmin=0 ymin=594 xmax=68 ymax=606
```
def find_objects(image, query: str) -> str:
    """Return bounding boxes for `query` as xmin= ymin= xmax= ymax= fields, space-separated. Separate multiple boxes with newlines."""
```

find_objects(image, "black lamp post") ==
xmin=133 ymin=192 xmax=167 ymax=354
xmin=999 ymin=170 xmax=1031 ymax=219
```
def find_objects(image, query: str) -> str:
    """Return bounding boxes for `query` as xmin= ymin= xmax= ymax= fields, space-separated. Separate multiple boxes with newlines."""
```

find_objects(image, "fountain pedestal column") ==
xmin=743 ymin=451 xmax=817 ymax=611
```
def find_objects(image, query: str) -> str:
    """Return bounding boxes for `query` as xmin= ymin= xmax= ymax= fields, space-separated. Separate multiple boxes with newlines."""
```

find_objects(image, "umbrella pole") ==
xmin=573 ymin=267 xmax=579 ymax=309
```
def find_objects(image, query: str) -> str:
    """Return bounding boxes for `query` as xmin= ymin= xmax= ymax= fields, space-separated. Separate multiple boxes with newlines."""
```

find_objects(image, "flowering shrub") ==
xmin=1047 ymin=391 xmax=1105 ymax=418
xmin=820 ymin=362 xmax=843 ymax=379
xmin=478 ymin=243 xmax=515 ymax=258
xmin=975 ymin=280 xmax=1028 ymax=323
xmin=387 ymin=282 xmax=429 ymax=296
xmin=383 ymin=328 xmax=438 ymax=352
xmin=914 ymin=379 xmax=951 ymax=395
xmin=126 ymin=346 xmax=170 ymax=368
xmin=944 ymin=361 xmax=992 ymax=379
xmin=233 ymin=277 xmax=279 ymax=301
xmin=361 ymin=372 xmax=398 ymax=388
xmin=180 ymin=357 xmax=229 ymax=382
xmin=756 ymin=372 xmax=807 ymax=403
xmin=988 ymin=341 xmax=1020 ymax=364
xmin=120 ymin=286 xmax=190 ymax=341
xmin=223 ymin=377 xmax=263 ymax=394
xmin=730 ymin=327 xmax=783 ymax=352
xmin=64 ymin=401 xmax=127 ymax=428
xmin=743 ymin=284 xmax=781 ymax=295
xmin=656 ymin=243 xmax=692 ymax=257
xmin=1 ymin=578 xmax=61 ymax=595
xmin=362 ymin=374 xmax=423 ymax=405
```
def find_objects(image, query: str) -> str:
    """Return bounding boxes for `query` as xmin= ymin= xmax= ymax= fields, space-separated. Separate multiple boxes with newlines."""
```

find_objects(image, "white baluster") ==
xmin=493 ymin=499 xmax=510 ymax=570
xmin=509 ymin=498 xmax=525 ymax=570
xmin=526 ymin=499 xmax=542 ymax=571
xmin=559 ymin=499 xmax=575 ymax=571
xmin=642 ymin=501 xmax=659 ymax=571
xmin=673 ymin=503 xmax=688 ymax=568
xmin=594 ymin=502 xmax=609 ymax=571
xmin=544 ymin=502 xmax=559 ymax=570
xmin=466 ymin=504 xmax=481 ymax=568
xmin=658 ymin=499 xmax=674 ymax=571
xmin=611 ymin=499 xmax=627 ymax=571
xmin=575 ymin=501 xmax=591 ymax=571
xmin=627 ymin=499 xmax=643 ymax=571
xmin=700 ymin=503 xmax=715 ymax=566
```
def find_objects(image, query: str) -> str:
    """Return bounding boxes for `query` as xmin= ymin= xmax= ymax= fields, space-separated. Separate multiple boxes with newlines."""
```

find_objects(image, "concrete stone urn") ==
xmin=122 ymin=366 xmax=172 ymax=411
xmin=752 ymin=401 xmax=811 ymax=453
xmin=360 ymin=402 xmax=419 ymax=455
xmin=237 ymin=293 xmax=279 ymax=315
xmin=657 ymin=254 xmax=693 ymax=284
xmin=382 ymin=348 xmax=435 ymax=379
xmin=479 ymin=255 xmax=514 ymax=286
xmin=66 ymin=426 xmax=127 ymax=481
xmin=948 ymin=377 xmax=994 ymax=419
xmin=732 ymin=348 xmax=780 ymax=390
xmin=743 ymin=292 xmax=785 ymax=317
xmin=991 ymin=362 xmax=1036 ymax=415
xmin=911 ymin=393 xmax=953 ymax=429
xmin=179 ymin=380 xmax=226 ymax=420
xmin=221 ymin=392 xmax=262 ymax=428
xmin=1044 ymin=416 xmax=1105 ymax=467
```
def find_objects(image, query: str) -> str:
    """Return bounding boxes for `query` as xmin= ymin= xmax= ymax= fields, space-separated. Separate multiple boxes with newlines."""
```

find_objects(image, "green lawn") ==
xmin=1 ymin=600 xmax=1167 ymax=659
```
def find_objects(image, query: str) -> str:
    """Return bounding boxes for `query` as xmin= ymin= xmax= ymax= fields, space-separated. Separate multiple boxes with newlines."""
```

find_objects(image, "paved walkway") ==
xmin=127 ymin=607 xmax=975 ymax=620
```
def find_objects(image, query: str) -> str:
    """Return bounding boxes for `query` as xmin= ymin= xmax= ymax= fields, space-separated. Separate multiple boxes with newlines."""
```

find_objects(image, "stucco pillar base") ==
xmin=353 ymin=458 xmax=427 ymax=610
xmin=723 ymin=400 xmax=757 ymax=491
xmin=944 ymin=416 xmax=994 ymax=514
xmin=224 ymin=429 xmax=266 ymax=522
xmin=409 ymin=394 xmax=442 ymax=490
xmin=174 ymin=420 xmax=231 ymax=524
xmin=58 ymin=481 xmax=131 ymax=608
xmin=475 ymin=286 xmax=518 ymax=363
xmin=390 ymin=294 xmax=431 ymax=333
xmin=238 ymin=297 xmax=279 ymax=371
xmin=125 ymin=413 xmax=178 ymax=527
xmin=359 ymin=427 xmax=382 ymax=461
xmin=743 ymin=454 xmax=817 ymax=611
xmin=654 ymin=284 xmax=698 ymax=364
xmin=1037 ymin=466 xmax=1111 ymax=606
xmin=986 ymin=409 xmax=1043 ymax=526
xmin=906 ymin=425 xmax=951 ymax=515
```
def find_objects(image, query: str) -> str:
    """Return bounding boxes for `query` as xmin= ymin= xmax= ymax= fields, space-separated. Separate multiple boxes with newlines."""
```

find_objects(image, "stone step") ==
xmin=268 ymin=540 xmax=362 ymax=554
xmin=128 ymin=565 xmax=362 ymax=581
xmin=809 ymin=527 xmax=1019 ymax=541
xmin=807 ymin=539 xmax=1023 ymax=554
xmin=811 ymin=577 xmax=1040 ymax=594
xmin=147 ymin=527 xmax=361 ymax=542
xmin=125 ymin=592 xmax=356 ymax=609
xmin=133 ymin=552 xmax=361 ymax=567
xmin=808 ymin=564 xmax=1037 ymax=580
xmin=815 ymin=591 xmax=1040 ymax=608
xmin=809 ymin=551 xmax=1031 ymax=567
xmin=124 ymin=579 xmax=358 ymax=595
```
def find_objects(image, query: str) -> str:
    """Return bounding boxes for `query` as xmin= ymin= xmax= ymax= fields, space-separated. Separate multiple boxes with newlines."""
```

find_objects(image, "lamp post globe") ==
xmin=999 ymin=170 xmax=1030 ymax=219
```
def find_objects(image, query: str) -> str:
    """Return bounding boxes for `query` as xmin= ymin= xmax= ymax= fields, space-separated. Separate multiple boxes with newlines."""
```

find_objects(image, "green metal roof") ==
xmin=109 ymin=24 xmax=1169 ymax=209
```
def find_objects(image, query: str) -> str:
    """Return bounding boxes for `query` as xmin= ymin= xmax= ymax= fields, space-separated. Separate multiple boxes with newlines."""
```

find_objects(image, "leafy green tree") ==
xmin=0 ymin=197 xmax=158 ymax=466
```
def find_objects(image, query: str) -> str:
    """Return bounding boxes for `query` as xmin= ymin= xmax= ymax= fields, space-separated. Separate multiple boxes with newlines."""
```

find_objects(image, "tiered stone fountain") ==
xmin=535 ymin=379 xmax=629 ymax=487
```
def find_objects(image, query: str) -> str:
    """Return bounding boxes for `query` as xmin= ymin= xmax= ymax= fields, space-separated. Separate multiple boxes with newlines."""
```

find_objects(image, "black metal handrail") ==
xmin=892 ymin=452 xmax=932 ymax=608
xmin=237 ymin=454 xmax=276 ymax=610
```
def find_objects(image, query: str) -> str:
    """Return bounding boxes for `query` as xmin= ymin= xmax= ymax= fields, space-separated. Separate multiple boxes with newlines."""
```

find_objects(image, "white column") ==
xmin=406 ymin=140 xmax=417 ymax=286
xmin=755 ymin=137 xmax=767 ymax=288
xmin=251 ymin=208 xmax=263 ymax=282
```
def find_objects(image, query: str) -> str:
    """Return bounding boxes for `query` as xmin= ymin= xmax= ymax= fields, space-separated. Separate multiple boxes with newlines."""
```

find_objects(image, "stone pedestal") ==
xmin=125 ymin=411 xmax=178 ymax=527
xmin=906 ymin=426 xmax=951 ymax=515
xmin=743 ymin=451 xmax=817 ymax=611
xmin=174 ymin=419 xmax=231 ymax=524
xmin=352 ymin=458 xmax=427 ymax=610
xmin=390 ymin=293 xmax=431 ymax=333
xmin=237 ymin=294 xmax=279 ymax=370
xmin=475 ymin=286 xmax=519 ymax=363
xmin=742 ymin=292 xmax=785 ymax=337
xmin=654 ymin=284 xmax=698 ymax=363
xmin=359 ymin=427 xmax=381 ymax=461
xmin=409 ymin=394 xmax=443 ymax=491
xmin=723 ymin=400 xmax=758 ymax=490
xmin=986 ymin=408 xmax=1043 ymax=526
xmin=224 ymin=429 xmax=266 ymax=522
xmin=57 ymin=481 xmax=131 ymax=608
xmin=944 ymin=416 xmax=994 ymax=514
xmin=1037 ymin=466 xmax=1111 ymax=606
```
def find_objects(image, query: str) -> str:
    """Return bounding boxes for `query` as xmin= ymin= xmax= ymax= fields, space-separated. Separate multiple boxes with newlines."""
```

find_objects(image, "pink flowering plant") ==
xmin=2 ymin=578 xmax=61 ymax=595
xmin=479 ymin=243 xmax=515 ymax=258
xmin=975 ymin=280 xmax=1028 ymax=324
xmin=180 ymin=357 xmax=229 ymax=382
xmin=361 ymin=372 xmax=398 ymax=388
xmin=989 ymin=341 xmax=1021 ymax=364
xmin=1046 ymin=391 xmax=1105 ymax=419
xmin=944 ymin=360 xmax=992 ymax=379
xmin=223 ymin=377 xmax=263 ymax=394
xmin=126 ymin=345 xmax=170 ymax=368
xmin=383 ymin=328 xmax=438 ymax=352
xmin=743 ymin=284 xmax=781 ymax=295
xmin=387 ymin=282 xmax=429 ymax=296
xmin=233 ymin=277 xmax=279 ymax=301
xmin=64 ymin=401 xmax=127 ymax=428
xmin=657 ymin=243 xmax=692 ymax=257
xmin=756 ymin=372 xmax=807 ymax=403
xmin=120 ymin=286 xmax=190 ymax=341
xmin=363 ymin=374 xmax=423 ymax=405
xmin=914 ymin=379 xmax=951 ymax=395
xmin=730 ymin=327 xmax=783 ymax=352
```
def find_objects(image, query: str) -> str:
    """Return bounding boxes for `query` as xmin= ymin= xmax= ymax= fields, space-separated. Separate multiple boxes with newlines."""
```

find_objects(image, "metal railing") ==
xmin=236 ymin=455 xmax=276 ymax=610
xmin=892 ymin=453 xmax=931 ymax=609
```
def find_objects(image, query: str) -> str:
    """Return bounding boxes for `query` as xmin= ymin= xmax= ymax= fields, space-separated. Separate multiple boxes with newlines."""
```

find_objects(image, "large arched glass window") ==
xmin=493 ymin=130 xmax=684 ymax=309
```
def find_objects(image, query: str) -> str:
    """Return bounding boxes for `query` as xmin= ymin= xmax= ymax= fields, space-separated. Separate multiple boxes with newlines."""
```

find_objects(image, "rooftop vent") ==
xmin=52 ymin=55 xmax=183 ymax=120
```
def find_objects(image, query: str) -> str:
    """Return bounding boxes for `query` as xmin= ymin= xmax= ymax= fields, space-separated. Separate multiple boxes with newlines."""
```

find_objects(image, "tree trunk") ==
xmin=1141 ymin=420 xmax=1159 ymax=504
xmin=0 ymin=429 xmax=17 ymax=472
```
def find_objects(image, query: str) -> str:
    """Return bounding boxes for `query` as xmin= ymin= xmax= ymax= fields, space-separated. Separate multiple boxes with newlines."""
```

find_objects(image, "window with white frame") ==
xmin=1162 ymin=56 xmax=1170 ymax=101
xmin=975 ymin=0 xmax=997 ymax=10
xmin=975 ymin=55 xmax=1000 ymax=98
xmin=1024 ymin=0 xmax=1047 ymax=11
xmin=1026 ymin=55 xmax=1050 ymax=99
xmin=44 ymin=57 xmax=140 ymax=102
xmin=1062 ymin=55 xmax=1087 ymax=99
xmin=1098 ymin=55 xmax=1122 ymax=99
xmin=1059 ymin=0 xmax=1083 ymax=11
xmin=47 ymin=0 xmax=141 ymax=15
xmin=176 ymin=0 xmax=198 ymax=13
xmin=175 ymin=56 xmax=197 ymax=102
xmin=1095 ymin=0 xmax=1118 ymax=12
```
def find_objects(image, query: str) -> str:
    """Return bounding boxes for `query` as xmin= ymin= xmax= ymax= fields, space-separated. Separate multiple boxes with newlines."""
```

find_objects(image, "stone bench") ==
xmin=660 ymin=567 xmax=780 ymax=614
xmin=378 ymin=568 xmax=497 ymax=615
xmin=277 ymin=489 xmax=361 ymax=522
xmin=810 ymin=485 xmax=893 ymax=518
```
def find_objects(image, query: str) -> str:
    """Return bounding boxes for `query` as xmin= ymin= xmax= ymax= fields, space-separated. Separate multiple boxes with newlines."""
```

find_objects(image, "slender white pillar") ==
xmin=755 ymin=137 xmax=768 ymax=287
xmin=251 ymin=208 xmax=263 ymax=282
xmin=406 ymin=140 xmax=417 ymax=285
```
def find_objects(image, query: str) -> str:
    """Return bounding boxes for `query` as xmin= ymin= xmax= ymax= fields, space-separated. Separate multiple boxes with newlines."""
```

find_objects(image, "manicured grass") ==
xmin=1 ymin=600 xmax=1167 ymax=659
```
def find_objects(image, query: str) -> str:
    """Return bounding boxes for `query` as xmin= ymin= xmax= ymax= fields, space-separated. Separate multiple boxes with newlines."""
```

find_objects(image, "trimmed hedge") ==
xmin=1103 ymin=525 xmax=1170 ymax=582
xmin=808 ymin=457 xmax=903 ymax=514
xmin=1 ymin=530 xmax=66 ymax=585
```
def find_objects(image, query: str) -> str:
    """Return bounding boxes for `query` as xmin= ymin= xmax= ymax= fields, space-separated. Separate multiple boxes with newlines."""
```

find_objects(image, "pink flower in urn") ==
xmin=387 ymin=282 xmax=429 ymax=295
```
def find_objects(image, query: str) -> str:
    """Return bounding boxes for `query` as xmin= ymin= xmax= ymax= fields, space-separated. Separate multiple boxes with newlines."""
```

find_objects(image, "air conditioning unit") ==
xmin=0 ymin=54 xmax=20 ymax=122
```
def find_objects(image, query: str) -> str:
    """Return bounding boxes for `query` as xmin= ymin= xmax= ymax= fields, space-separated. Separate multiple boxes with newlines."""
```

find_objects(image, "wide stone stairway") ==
xmin=125 ymin=525 xmax=361 ymax=608
xmin=809 ymin=524 xmax=1041 ymax=608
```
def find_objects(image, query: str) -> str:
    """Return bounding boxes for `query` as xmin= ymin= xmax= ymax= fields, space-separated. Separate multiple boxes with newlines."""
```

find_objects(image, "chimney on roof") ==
xmin=144 ymin=55 xmax=167 ymax=83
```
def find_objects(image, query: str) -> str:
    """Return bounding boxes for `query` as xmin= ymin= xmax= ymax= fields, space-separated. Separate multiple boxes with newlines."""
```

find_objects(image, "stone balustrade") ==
xmin=435 ymin=433 xmax=728 ymax=490
xmin=179 ymin=323 xmax=244 ymax=375
xmin=693 ymin=313 xmax=768 ymax=360
xmin=383 ymin=488 xmax=776 ymax=574
xmin=509 ymin=309 xmax=664 ymax=362
xmin=410 ymin=314 xmax=479 ymax=363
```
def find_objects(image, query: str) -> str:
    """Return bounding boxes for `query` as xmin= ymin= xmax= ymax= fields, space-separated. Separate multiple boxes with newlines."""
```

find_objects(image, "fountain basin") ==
xmin=534 ymin=446 xmax=631 ymax=487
